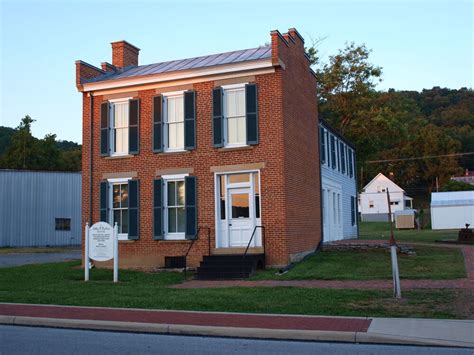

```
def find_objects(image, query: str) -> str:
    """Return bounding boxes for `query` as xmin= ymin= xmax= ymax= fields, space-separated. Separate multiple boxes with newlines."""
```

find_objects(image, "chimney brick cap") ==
xmin=110 ymin=40 xmax=140 ymax=52
xmin=288 ymin=28 xmax=305 ymax=43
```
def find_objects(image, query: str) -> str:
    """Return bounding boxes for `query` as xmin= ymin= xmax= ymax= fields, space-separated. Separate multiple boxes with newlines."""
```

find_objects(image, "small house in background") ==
xmin=358 ymin=173 xmax=413 ymax=222
xmin=451 ymin=169 xmax=474 ymax=185
xmin=0 ymin=170 xmax=82 ymax=247
xmin=431 ymin=191 xmax=474 ymax=230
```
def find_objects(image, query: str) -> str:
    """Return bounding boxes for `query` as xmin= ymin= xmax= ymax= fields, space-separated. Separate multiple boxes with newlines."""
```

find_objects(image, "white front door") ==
xmin=215 ymin=171 xmax=262 ymax=248
xmin=228 ymin=188 xmax=253 ymax=247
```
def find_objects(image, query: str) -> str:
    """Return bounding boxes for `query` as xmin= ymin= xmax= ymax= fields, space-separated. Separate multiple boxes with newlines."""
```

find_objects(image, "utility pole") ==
xmin=387 ymin=188 xmax=401 ymax=299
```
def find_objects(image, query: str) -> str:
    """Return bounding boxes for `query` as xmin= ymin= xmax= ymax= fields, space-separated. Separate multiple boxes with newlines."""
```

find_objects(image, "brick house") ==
xmin=76 ymin=28 xmax=321 ymax=276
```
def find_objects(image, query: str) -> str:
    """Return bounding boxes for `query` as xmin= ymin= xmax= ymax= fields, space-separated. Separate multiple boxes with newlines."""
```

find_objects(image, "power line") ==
xmin=365 ymin=152 xmax=474 ymax=164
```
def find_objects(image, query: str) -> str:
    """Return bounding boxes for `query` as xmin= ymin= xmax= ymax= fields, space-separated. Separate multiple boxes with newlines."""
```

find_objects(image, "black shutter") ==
xmin=129 ymin=99 xmax=140 ymax=154
xmin=245 ymin=83 xmax=258 ymax=145
xmin=153 ymin=179 xmax=164 ymax=240
xmin=340 ymin=142 xmax=346 ymax=174
xmin=184 ymin=91 xmax=196 ymax=150
xmin=100 ymin=181 xmax=108 ymax=222
xmin=100 ymin=102 xmax=109 ymax=156
xmin=185 ymin=176 xmax=197 ymax=240
xmin=349 ymin=149 xmax=354 ymax=178
xmin=153 ymin=95 xmax=163 ymax=152
xmin=128 ymin=179 xmax=139 ymax=240
xmin=320 ymin=127 xmax=326 ymax=164
xmin=351 ymin=196 xmax=355 ymax=226
xmin=330 ymin=135 xmax=336 ymax=170
xmin=212 ymin=87 xmax=224 ymax=147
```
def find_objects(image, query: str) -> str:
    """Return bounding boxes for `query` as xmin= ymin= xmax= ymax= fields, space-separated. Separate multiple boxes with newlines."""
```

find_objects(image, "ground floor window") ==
xmin=165 ymin=179 xmax=186 ymax=236
xmin=111 ymin=181 xmax=129 ymax=237
xmin=55 ymin=218 xmax=71 ymax=231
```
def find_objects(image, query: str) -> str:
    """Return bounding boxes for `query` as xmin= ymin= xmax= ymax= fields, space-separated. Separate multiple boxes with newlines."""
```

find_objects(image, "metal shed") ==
xmin=0 ymin=170 xmax=82 ymax=247
xmin=430 ymin=191 xmax=474 ymax=230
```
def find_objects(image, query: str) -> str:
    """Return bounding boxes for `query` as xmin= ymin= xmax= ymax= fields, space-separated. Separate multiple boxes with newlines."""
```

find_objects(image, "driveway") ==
xmin=0 ymin=250 xmax=81 ymax=268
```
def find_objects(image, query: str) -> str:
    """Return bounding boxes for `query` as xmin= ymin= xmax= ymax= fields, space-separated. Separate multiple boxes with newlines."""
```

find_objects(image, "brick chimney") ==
xmin=111 ymin=40 xmax=140 ymax=68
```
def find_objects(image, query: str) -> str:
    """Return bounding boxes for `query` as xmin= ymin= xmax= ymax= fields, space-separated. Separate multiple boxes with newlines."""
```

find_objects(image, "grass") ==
xmin=0 ymin=261 xmax=471 ymax=319
xmin=0 ymin=246 xmax=80 ymax=254
xmin=358 ymin=222 xmax=458 ymax=243
xmin=251 ymin=246 xmax=466 ymax=281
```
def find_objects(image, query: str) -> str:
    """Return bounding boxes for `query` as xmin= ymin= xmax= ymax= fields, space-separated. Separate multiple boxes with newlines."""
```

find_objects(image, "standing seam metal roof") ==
xmin=83 ymin=45 xmax=272 ymax=84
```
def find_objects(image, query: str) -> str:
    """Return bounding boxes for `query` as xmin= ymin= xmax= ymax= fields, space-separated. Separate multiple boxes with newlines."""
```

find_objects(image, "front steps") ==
xmin=195 ymin=254 xmax=265 ymax=280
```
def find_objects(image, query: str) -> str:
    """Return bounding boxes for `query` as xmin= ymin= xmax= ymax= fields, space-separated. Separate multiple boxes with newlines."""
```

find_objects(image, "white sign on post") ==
xmin=85 ymin=221 xmax=119 ymax=283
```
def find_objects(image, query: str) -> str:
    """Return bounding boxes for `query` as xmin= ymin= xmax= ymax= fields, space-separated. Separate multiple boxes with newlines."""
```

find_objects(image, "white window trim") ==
xmin=222 ymin=84 xmax=248 ymax=149
xmin=162 ymin=173 xmax=188 ymax=240
xmin=108 ymin=177 xmax=131 ymax=241
xmin=162 ymin=91 xmax=186 ymax=153
xmin=109 ymin=98 xmax=132 ymax=157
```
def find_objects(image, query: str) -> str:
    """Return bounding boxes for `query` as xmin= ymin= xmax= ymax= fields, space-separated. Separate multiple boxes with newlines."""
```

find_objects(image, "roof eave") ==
xmin=81 ymin=58 xmax=274 ymax=93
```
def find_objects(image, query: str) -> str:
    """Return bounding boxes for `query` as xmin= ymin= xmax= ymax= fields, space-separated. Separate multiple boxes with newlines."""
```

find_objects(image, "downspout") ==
xmin=354 ymin=150 xmax=360 ymax=239
xmin=89 ymin=93 xmax=94 ymax=225
xmin=318 ymin=122 xmax=324 ymax=249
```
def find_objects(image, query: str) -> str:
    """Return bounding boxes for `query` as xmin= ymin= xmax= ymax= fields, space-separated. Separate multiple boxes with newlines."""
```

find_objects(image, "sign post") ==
xmin=84 ymin=221 xmax=119 ymax=283
xmin=386 ymin=189 xmax=401 ymax=299
xmin=84 ymin=223 xmax=90 ymax=281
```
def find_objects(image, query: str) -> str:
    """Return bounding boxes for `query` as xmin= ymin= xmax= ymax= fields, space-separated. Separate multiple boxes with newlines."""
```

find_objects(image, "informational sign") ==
xmin=84 ymin=221 xmax=119 ymax=282
xmin=89 ymin=222 xmax=113 ymax=262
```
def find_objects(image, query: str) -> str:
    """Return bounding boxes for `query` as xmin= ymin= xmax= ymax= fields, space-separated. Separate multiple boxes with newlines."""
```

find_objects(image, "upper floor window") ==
xmin=224 ymin=85 xmax=246 ymax=147
xmin=348 ymin=148 xmax=354 ymax=178
xmin=163 ymin=92 xmax=185 ymax=151
xmin=110 ymin=99 xmax=129 ymax=156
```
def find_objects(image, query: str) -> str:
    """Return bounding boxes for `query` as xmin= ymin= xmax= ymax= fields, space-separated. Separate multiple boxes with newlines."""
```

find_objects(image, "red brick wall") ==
xmin=111 ymin=41 xmax=139 ymax=68
xmin=279 ymin=31 xmax=322 ymax=259
xmin=80 ymin=30 xmax=320 ymax=269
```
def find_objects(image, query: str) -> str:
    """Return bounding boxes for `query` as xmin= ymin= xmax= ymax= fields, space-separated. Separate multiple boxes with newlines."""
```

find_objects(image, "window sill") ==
xmin=218 ymin=145 xmax=253 ymax=152
xmin=155 ymin=150 xmax=191 ymax=155
xmin=118 ymin=239 xmax=135 ymax=243
xmin=104 ymin=154 xmax=135 ymax=160
xmin=159 ymin=239 xmax=191 ymax=243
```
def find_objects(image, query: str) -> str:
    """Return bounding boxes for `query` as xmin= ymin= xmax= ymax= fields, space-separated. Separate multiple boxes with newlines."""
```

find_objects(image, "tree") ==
xmin=306 ymin=41 xmax=383 ymax=132
xmin=440 ymin=180 xmax=474 ymax=192
xmin=1 ymin=115 xmax=39 ymax=169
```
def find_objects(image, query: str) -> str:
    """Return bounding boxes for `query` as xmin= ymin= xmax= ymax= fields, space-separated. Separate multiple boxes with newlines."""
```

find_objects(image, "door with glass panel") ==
xmin=228 ymin=188 xmax=253 ymax=247
xmin=216 ymin=172 xmax=261 ymax=248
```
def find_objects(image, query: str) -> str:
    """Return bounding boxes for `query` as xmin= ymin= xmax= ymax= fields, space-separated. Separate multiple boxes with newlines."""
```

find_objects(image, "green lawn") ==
xmin=0 ymin=261 xmax=470 ymax=319
xmin=252 ymin=246 xmax=466 ymax=281
xmin=359 ymin=222 xmax=458 ymax=243
xmin=0 ymin=247 xmax=80 ymax=254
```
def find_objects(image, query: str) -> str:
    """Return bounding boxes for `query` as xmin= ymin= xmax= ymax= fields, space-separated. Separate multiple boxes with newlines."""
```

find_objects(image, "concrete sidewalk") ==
xmin=0 ymin=303 xmax=472 ymax=348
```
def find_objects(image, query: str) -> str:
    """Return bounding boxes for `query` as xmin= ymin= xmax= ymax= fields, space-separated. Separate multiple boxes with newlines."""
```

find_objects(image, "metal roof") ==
xmin=84 ymin=45 xmax=272 ymax=84
xmin=431 ymin=191 xmax=474 ymax=207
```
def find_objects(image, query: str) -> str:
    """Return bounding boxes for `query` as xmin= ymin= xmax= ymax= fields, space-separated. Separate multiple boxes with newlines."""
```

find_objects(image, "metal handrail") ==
xmin=241 ymin=225 xmax=265 ymax=278
xmin=184 ymin=226 xmax=210 ymax=280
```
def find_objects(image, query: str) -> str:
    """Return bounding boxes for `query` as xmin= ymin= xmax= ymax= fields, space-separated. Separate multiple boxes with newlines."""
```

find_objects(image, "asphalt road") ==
xmin=0 ymin=325 xmax=471 ymax=355
xmin=0 ymin=250 xmax=81 ymax=267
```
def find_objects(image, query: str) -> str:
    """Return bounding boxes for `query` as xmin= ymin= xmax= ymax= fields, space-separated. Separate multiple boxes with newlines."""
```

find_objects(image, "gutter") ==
xmin=89 ymin=93 xmax=94 ymax=225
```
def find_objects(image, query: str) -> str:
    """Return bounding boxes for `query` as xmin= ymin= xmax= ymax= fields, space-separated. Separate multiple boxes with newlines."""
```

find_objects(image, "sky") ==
xmin=0 ymin=0 xmax=472 ymax=143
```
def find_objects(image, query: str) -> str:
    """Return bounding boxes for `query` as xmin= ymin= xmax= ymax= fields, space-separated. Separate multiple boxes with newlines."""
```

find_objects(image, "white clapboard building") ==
xmin=319 ymin=120 xmax=358 ymax=242
xmin=431 ymin=191 xmax=474 ymax=230
xmin=359 ymin=173 xmax=413 ymax=222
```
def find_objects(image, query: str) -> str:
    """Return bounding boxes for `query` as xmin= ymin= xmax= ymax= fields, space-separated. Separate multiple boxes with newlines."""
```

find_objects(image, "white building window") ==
xmin=164 ymin=92 xmax=185 ymax=151
xmin=224 ymin=85 xmax=246 ymax=147
xmin=163 ymin=175 xmax=187 ymax=240
xmin=369 ymin=201 xmax=374 ymax=208
xmin=110 ymin=100 xmax=129 ymax=156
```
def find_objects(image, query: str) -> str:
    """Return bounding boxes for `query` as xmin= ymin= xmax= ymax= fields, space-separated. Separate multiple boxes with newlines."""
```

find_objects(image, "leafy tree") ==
xmin=440 ymin=180 xmax=474 ymax=192
xmin=1 ymin=115 xmax=39 ymax=169
xmin=0 ymin=126 xmax=15 ymax=156
xmin=0 ymin=116 xmax=82 ymax=171
xmin=307 ymin=41 xmax=383 ymax=132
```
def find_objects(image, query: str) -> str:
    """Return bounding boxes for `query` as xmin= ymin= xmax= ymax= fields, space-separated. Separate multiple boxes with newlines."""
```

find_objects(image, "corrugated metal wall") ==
xmin=0 ymin=170 xmax=82 ymax=247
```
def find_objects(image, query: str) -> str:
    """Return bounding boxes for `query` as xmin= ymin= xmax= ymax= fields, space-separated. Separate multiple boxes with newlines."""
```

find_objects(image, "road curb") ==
xmin=1 ymin=315 xmax=472 ymax=348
